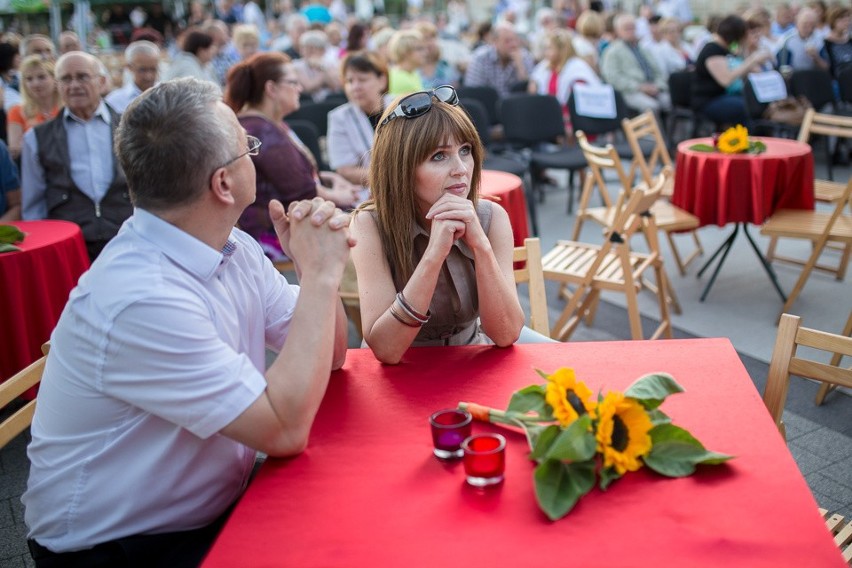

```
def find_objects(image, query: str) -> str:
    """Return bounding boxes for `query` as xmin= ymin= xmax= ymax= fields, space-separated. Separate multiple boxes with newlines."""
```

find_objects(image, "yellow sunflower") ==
xmin=717 ymin=124 xmax=750 ymax=154
xmin=594 ymin=391 xmax=653 ymax=475
xmin=544 ymin=368 xmax=596 ymax=427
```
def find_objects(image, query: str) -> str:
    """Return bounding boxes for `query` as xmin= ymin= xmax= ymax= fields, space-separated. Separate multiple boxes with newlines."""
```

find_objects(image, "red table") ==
xmin=480 ymin=169 xmax=530 ymax=248
xmin=672 ymin=137 xmax=814 ymax=228
xmin=203 ymin=341 xmax=845 ymax=568
xmin=672 ymin=138 xmax=814 ymax=301
xmin=0 ymin=220 xmax=89 ymax=382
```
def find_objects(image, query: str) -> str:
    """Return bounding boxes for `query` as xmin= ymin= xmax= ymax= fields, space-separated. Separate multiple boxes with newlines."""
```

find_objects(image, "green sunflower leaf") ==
xmin=0 ymin=224 xmax=25 ymax=244
xmin=507 ymin=384 xmax=547 ymax=416
xmin=529 ymin=425 xmax=561 ymax=461
xmin=533 ymin=459 xmax=596 ymax=521
xmin=645 ymin=424 xmax=734 ymax=477
xmin=624 ymin=373 xmax=684 ymax=410
xmin=688 ymin=143 xmax=716 ymax=152
xmin=544 ymin=416 xmax=596 ymax=462
xmin=599 ymin=466 xmax=621 ymax=490
xmin=650 ymin=423 xmax=701 ymax=445
xmin=647 ymin=408 xmax=672 ymax=426
xmin=0 ymin=243 xmax=22 ymax=253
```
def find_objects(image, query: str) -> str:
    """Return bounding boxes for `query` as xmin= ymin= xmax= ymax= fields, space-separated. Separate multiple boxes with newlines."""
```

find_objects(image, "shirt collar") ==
xmin=63 ymin=100 xmax=111 ymax=125
xmin=130 ymin=208 xmax=238 ymax=281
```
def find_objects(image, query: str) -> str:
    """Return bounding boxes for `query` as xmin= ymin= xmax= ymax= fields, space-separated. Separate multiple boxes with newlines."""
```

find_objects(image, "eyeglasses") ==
xmin=218 ymin=135 xmax=262 ymax=170
xmin=58 ymin=73 xmax=94 ymax=86
xmin=378 ymin=85 xmax=459 ymax=129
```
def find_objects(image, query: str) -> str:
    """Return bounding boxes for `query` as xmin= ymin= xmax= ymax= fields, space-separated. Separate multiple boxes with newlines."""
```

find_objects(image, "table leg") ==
xmin=742 ymin=224 xmax=788 ymax=302
xmin=697 ymin=224 xmax=739 ymax=302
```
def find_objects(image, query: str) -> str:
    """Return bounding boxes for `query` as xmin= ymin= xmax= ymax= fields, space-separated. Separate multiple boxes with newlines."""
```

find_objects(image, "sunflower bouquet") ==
xmin=689 ymin=124 xmax=766 ymax=155
xmin=458 ymin=368 xmax=733 ymax=521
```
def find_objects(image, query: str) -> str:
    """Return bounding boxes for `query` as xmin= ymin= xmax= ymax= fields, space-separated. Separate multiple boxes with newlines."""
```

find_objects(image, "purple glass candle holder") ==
xmin=429 ymin=409 xmax=472 ymax=459
xmin=462 ymin=433 xmax=506 ymax=487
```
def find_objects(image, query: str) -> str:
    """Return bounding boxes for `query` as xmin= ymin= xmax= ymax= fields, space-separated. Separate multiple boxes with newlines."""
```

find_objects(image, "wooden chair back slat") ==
xmin=764 ymin=314 xmax=852 ymax=440
xmin=513 ymin=238 xmax=550 ymax=338
xmin=0 ymin=356 xmax=45 ymax=449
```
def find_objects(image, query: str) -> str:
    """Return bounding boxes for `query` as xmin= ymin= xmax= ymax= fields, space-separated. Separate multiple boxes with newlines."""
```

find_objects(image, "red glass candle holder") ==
xmin=429 ymin=409 xmax=472 ymax=459
xmin=462 ymin=433 xmax=506 ymax=487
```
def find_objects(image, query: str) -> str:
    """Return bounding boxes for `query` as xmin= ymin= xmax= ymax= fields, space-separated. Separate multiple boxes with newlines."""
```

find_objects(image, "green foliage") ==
xmin=0 ymin=225 xmax=24 ymax=253
xmin=644 ymin=424 xmax=734 ymax=477
xmin=534 ymin=460 xmax=596 ymax=521
xmin=624 ymin=373 xmax=684 ymax=410
xmin=507 ymin=384 xmax=547 ymax=415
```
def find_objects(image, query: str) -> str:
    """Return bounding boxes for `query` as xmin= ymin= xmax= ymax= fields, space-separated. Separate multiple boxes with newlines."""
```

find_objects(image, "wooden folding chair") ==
xmin=797 ymin=110 xmax=852 ymax=201
xmin=622 ymin=112 xmax=705 ymax=275
xmin=764 ymin=314 xmax=852 ymax=441
xmin=572 ymin=132 xmax=681 ymax=314
xmin=819 ymin=508 xmax=852 ymax=565
xmin=815 ymin=310 xmax=852 ymax=406
xmin=542 ymin=171 xmax=673 ymax=342
xmin=760 ymin=178 xmax=852 ymax=316
xmin=513 ymin=238 xmax=550 ymax=338
xmin=0 ymin=354 xmax=46 ymax=449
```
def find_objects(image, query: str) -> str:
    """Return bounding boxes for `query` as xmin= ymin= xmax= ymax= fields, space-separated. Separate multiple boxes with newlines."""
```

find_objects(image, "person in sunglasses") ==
xmin=350 ymin=86 xmax=526 ymax=364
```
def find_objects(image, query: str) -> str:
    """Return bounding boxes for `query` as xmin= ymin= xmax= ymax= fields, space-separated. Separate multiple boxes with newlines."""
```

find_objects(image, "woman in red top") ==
xmin=7 ymin=55 xmax=60 ymax=160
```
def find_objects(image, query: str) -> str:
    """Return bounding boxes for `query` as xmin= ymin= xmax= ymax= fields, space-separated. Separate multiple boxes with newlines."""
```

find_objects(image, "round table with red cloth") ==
xmin=672 ymin=137 xmax=815 ymax=227
xmin=480 ymin=170 xmax=530 ymax=247
xmin=0 ymin=220 xmax=89 ymax=382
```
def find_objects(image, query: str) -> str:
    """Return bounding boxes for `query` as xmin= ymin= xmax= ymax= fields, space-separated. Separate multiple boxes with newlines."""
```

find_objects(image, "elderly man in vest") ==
xmin=21 ymin=51 xmax=132 ymax=260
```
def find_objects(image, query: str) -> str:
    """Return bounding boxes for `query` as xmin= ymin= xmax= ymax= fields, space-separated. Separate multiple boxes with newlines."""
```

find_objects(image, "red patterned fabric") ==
xmin=202 ymin=341 xmax=845 ymax=568
xmin=480 ymin=170 xmax=530 ymax=247
xmin=673 ymin=138 xmax=815 ymax=227
xmin=0 ymin=221 xmax=89 ymax=382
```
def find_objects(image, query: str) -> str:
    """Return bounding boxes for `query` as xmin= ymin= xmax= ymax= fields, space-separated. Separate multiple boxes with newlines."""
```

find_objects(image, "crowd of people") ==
xmin=3 ymin=0 xmax=851 ymax=566
xmin=0 ymin=1 xmax=849 ymax=237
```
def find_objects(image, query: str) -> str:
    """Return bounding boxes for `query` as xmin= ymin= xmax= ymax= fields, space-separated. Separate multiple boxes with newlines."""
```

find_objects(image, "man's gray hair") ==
xmin=124 ymin=40 xmax=161 ymax=61
xmin=55 ymin=51 xmax=101 ymax=78
xmin=116 ymin=78 xmax=235 ymax=211
xmin=300 ymin=30 xmax=328 ymax=50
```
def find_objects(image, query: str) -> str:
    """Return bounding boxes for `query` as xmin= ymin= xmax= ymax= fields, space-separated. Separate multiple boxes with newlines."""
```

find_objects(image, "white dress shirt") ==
xmin=23 ymin=208 xmax=300 ymax=552
xmin=104 ymin=82 xmax=143 ymax=113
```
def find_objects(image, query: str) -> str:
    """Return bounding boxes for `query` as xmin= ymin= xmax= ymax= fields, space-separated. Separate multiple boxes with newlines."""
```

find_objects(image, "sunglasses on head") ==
xmin=378 ymin=85 xmax=459 ymax=129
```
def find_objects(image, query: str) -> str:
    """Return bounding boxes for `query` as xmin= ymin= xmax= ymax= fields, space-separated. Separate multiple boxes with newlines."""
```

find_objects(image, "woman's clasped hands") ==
xmin=424 ymin=192 xmax=489 ymax=256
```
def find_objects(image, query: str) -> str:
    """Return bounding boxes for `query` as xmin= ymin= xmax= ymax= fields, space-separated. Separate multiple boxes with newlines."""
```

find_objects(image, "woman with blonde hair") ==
xmin=6 ymin=55 xmax=60 ymax=160
xmin=350 ymin=86 xmax=525 ymax=364
xmin=415 ymin=21 xmax=460 ymax=88
xmin=573 ymin=10 xmax=605 ymax=71
xmin=528 ymin=29 xmax=601 ymax=123
xmin=387 ymin=29 xmax=425 ymax=95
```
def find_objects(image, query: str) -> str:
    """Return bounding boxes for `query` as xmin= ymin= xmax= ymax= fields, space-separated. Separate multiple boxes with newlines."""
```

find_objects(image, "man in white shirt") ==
xmin=105 ymin=40 xmax=161 ymax=112
xmin=22 ymin=77 xmax=352 ymax=567
xmin=777 ymin=7 xmax=829 ymax=72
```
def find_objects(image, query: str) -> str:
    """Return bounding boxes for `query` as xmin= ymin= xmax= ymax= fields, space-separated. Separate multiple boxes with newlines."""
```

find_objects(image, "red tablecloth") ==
xmin=672 ymin=138 xmax=814 ymax=228
xmin=480 ymin=169 xmax=530 ymax=247
xmin=0 ymin=220 xmax=89 ymax=381
xmin=203 ymin=340 xmax=845 ymax=568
